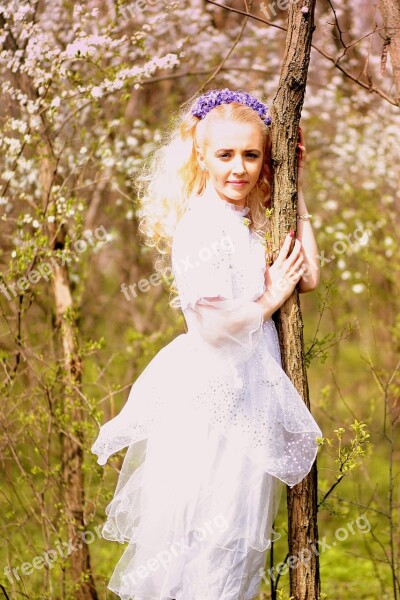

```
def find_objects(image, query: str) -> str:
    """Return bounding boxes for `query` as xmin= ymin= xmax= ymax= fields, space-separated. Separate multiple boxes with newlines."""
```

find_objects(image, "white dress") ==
xmin=91 ymin=181 xmax=323 ymax=600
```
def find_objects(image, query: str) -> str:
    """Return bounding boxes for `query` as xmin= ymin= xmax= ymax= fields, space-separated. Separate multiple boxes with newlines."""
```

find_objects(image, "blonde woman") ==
xmin=91 ymin=88 xmax=323 ymax=600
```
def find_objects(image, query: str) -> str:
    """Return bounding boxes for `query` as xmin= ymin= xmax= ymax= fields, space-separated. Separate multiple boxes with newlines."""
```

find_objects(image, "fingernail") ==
xmin=289 ymin=230 xmax=294 ymax=237
xmin=296 ymin=237 xmax=301 ymax=241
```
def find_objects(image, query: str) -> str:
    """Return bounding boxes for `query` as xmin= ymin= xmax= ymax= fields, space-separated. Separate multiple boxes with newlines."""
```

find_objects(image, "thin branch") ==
xmin=204 ymin=0 xmax=397 ymax=105
xmin=205 ymin=0 xmax=286 ymax=31
xmin=326 ymin=0 xmax=346 ymax=50
xmin=320 ymin=490 xmax=391 ymax=518
xmin=182 ymin=0 xmax=254 ymax=105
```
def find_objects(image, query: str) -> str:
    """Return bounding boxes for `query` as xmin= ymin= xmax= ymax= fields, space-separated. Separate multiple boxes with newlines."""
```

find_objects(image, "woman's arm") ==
xmin=296 ymin=128 xmax=320 ymax=294
xmin=296 ymin=186 xmax=320 ymax=293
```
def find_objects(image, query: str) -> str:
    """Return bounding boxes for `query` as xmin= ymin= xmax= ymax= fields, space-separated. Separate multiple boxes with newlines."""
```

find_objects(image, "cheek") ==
xmin=252 ymin=161 xmax=263 ymax=178
xmin=208 ymin=161 xmax=227 ymax=179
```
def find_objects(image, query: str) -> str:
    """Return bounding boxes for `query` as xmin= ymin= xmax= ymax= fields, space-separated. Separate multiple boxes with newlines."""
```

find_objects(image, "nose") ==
xmin=232 ymin=157 xmax=246 ymax=175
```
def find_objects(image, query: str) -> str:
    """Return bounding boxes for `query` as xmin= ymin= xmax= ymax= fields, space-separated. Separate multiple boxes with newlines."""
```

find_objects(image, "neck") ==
xmin=200 ymin=180 xmax=250 ymax=215
xmin=213 ymin=188 xmax=246 ymax=210
xmin=225 ymin=199 xmax=245 ymax=210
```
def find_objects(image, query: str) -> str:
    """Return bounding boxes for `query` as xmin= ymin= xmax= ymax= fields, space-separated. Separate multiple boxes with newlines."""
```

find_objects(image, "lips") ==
xmin=227 ymin=180 xmax=248 ymax=184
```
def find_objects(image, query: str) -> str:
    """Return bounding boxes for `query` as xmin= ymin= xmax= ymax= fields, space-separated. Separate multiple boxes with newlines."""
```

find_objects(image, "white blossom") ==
xmin=51 ymin=97 xmax=61 ymax=108
xmin=325 ymin=200 xmax=338 ymax=210
xmin=352 ymin=283 xmax=365 ymax=294
xmin=91 ymin=86 xmax=103 ymax=99
xmin=2 ymin=170 xmax=14 ymax=182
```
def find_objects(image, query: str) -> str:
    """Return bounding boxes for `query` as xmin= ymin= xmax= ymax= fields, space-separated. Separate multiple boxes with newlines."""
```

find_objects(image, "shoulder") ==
xmin=173 ymin=208 xmax=197 ymax=239
xmin=172 ymin=212 xmax=196 ymax=256
xmin=172 ymin=204 xmax=222 ymax=254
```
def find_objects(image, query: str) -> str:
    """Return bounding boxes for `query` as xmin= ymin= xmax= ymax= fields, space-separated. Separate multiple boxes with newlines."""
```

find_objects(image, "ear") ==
xmin=194 ymin=144 xmax=205 ymax=163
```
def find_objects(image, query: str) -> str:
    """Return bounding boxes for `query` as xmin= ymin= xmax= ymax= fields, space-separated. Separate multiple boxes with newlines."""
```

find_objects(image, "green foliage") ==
xmin=316 ymin=419 xmax=371 ymax=517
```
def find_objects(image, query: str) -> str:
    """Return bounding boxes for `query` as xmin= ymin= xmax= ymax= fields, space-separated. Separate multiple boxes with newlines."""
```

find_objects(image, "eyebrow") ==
xmin=214 ymin=148 xmax=262 ymax=153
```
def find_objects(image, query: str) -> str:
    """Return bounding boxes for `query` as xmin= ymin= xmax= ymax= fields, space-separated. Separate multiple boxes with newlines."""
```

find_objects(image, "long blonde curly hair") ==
xmin=135 ymin=92 xmax=274 ymax=300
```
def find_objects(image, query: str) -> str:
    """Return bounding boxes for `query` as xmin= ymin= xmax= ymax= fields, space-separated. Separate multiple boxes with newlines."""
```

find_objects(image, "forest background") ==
xmin=0 ymin=0 xmax=399 ymax=598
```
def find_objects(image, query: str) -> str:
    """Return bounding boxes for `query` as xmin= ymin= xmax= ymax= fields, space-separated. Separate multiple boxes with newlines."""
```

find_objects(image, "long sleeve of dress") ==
xmin=171 ymin=213 xmax=265 ymax=367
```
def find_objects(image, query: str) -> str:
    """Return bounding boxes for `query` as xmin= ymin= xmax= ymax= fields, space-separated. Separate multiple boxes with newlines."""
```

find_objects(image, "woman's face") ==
xmin=198 ymin=119 xmax=264 ymax=207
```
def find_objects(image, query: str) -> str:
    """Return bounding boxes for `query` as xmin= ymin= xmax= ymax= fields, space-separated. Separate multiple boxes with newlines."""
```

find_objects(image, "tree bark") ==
xmin=379 ymin=0 xmax=400 ymax=106
xmin=40 ymin=154 xmax=99 ymax=600
xmin=270 ymin=1 xmax=320 ymax=599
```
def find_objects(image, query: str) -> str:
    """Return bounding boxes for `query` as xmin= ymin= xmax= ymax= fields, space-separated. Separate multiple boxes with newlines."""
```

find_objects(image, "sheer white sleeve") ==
xmin=171 ymin=215 xmax=264 ymax=366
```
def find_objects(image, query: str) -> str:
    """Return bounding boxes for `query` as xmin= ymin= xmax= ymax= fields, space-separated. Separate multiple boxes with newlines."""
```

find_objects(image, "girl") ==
xmin=91 ymin=88 xmax=323 ymax=600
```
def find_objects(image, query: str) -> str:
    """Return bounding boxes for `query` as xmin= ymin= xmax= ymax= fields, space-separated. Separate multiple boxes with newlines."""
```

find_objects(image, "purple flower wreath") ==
xmin=191 ymin=88 xmax=272 ymax=126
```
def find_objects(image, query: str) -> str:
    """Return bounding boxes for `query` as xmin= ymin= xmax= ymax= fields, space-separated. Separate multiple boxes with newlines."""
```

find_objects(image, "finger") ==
xmin=277 ymin=232 xmax=295 ymax=262
xmin=288 ymin=257 xmax=304 ymax=276
xmin=293 ymin=253 xmax=304 ymax=271
xmin=297 ymin=125 xmax=305 ymax=154
xmin=288 ymin=264 xmax=306 ymax=282
xmin=296 ymin=264 xmax=307 ymax=279
xmin=286 ymin=239 xmax=302 ymax=267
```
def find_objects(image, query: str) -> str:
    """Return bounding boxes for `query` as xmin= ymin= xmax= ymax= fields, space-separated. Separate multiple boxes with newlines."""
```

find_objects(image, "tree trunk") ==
xmin=379 ymin=0 xmax=400 ymax=106
xmin=40 ymin=155 xmax=99 ymax=600
xmin=0 ymin=14 xmax=99 ymax=597
xmin=270 ymin=1 xmax=320 ymax=599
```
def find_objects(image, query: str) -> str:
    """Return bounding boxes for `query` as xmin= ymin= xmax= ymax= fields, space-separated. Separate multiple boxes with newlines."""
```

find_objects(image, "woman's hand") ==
xmin=264 ymin=232 xmax=306 ymax=306
xmin=297 ymin=126 xmax=307 ymax=188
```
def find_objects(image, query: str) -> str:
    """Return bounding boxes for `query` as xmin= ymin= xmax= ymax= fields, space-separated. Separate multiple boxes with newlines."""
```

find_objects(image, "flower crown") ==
xmin=191 ymin=88 xmax=272 ymax=126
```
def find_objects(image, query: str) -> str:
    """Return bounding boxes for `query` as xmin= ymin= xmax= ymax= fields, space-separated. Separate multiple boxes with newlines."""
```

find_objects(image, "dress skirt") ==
xmin=91 ymin=319 xmax=322 ymax=599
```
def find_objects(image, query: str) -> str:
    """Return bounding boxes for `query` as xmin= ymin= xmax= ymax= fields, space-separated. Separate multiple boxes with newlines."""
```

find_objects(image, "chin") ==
xmin=223 ymin=188 xmax=246 ymax=200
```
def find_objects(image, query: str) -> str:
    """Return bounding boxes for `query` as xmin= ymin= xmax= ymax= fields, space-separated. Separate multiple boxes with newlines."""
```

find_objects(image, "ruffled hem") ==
xmin=99 ymin=420 xmax=285 ymax=600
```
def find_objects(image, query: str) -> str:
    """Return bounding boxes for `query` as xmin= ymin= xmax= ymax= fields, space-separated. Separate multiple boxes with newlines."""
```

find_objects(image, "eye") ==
xmin=217 ymin=152 xmax=259 ymax=159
